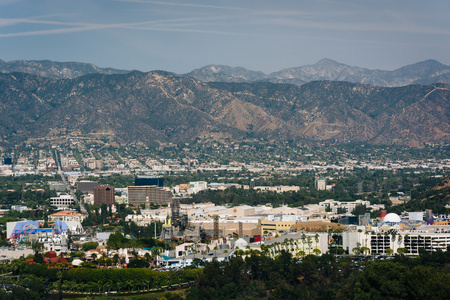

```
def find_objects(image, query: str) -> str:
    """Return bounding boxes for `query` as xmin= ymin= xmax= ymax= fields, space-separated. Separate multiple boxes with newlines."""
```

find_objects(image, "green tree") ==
xmin=107 ymin=232 xmax=126 ymax=250
xmin=82 ymin=241 xmax=98 ymax=251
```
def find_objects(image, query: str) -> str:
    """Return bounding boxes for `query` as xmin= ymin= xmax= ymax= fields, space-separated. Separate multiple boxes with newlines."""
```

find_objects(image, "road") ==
xmin=54 ymin=149 xmax=87 ymax=214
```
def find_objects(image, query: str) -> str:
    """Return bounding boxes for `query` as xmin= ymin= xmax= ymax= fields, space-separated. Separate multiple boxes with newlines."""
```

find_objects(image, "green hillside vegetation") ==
xmin=187 ymin=248 xmax=450 ymax=300
xmin=389 ymin=176 xmax=450 ymax=215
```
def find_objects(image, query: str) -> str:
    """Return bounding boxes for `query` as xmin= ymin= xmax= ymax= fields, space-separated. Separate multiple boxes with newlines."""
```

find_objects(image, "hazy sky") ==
xmin=1 ymin=0 xmax=449 ymax=74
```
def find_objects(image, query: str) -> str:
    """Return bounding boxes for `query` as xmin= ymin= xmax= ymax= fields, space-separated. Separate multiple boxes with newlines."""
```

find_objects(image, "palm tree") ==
xmin=113 ymin=254 xmax=120 ymax=265
xmin=260 ymin=245 xmax=268 ymax=256
xmin=91 ymin=253 xmax=97 ymax=264
xmin=32 ymin=241 xmax=44 ymax=253
xmin=301 ymin=233 xmax=306 ymax=253
xmin=144 ymin=252 xmax=151 ymax=262
xmin=360 ymin=247 xmax=370 ymax=255
xmin=315 ymin=233 xmax=319 ymax=250
xmin=101 ymin=252 xmax=108 ymax=267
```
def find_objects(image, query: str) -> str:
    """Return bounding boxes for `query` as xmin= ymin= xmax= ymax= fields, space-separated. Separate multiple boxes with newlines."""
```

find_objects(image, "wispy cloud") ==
xmin=1 ymin=1 xmax=448 ymax=40
xmin=0 ymin=14 xmax=243 ymax=38
xmin=256 ymin=17 xmax=450 ymax=36
xmin=115 ymin=0 xmax=246 ymax=11
xmin=316 ymin=0 xmax=362 ymax=9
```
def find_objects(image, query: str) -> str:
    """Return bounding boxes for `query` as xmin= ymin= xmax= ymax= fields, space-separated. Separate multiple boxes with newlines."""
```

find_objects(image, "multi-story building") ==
xmin=336 ymin=225 xmax=450 ymax=256
xmin=368 ymin=227 xmax=450 ymax=255
xmin=135 ymin=176 xmax=164 ymax=187
xmin=315 ymin=177 xmax=326 ymax=191
xmin=48 ymin=211 xmax=86 ymax=223
xmin=127 ymin=186 xmax=172 ymax=205
xmin=76 ymin=181 xmax=100 ymax=193
xmin=50 ymin=195 xmax=75 ymax=208
xmin=94 ymin=185 xmax=115 ymax=205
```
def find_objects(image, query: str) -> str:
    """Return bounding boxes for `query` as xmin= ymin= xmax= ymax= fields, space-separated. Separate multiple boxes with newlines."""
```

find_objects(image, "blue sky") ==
xmin=0 ymin=0 xmax=449 ymax=73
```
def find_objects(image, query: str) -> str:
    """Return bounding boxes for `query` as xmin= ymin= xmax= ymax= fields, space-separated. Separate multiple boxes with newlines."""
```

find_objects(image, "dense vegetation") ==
xmin=0 ymin=175 xmax=59 ymax=208
xmin=189 ymin=172 xmax=448 ymax=214
xmin=187 ymin=249 xmax=450 ymax=299
xmin=2 ymin=248 xmax=449 ymax=299
xmin=0 ymin=259 xmax=201 ymax=299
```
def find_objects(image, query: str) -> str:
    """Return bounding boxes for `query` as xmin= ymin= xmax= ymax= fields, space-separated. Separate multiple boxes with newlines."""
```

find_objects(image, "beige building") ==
xmin=198 ymin=219 xmax=260 ymax=237
xmin=127 ymin=186 xmax=172 ymax=205
xmin=225 ymin=205 xmax=256 ymax=217
xmin=259 ymin=219 xmax=297 ymax=236
xmin=48 ymin=210 xmax=86 ymax=222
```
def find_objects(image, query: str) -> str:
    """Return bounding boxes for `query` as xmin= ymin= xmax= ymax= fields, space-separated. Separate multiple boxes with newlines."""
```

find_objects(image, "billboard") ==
xmin=7 ymin=220 xmax=39 ymax=239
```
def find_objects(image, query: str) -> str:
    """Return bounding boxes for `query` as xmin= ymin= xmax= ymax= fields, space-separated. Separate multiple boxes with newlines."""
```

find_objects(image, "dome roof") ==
xmin=384 ymin=213 xmax=401 ymax=223
xmin=71 ymin=258 xmax=83 ymax=266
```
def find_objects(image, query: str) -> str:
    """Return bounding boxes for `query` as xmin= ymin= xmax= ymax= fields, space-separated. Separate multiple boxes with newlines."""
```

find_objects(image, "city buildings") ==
xmin=135 ymin=176 xmax=164 ymax=187
xmin=127 ymin=185 xmax=172 ymax=205
xmin=50 ymin=194 xmax=75 ymax=208
xmin=315 ymin=177 xmax=326 ymax=190
xmin=48 ymin=210 xmax=86 ymax=222
xmin=76 ymin=181 xmax=100 ymax=193
xmin=94 ymin=185 xmax=115 ymax=205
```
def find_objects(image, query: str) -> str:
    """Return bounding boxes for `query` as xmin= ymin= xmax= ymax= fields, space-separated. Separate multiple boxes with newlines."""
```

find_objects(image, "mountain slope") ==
xmin=183 ymin=65 xmax=268 ymax=82
xmin=0 ymin=72 xmax=448 ymax=147
xmin=403 ymin=177 xmax=450 ymax=214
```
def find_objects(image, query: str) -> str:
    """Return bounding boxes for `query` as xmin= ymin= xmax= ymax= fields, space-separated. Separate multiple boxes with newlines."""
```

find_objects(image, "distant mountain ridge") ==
xmin=185 ymin=59 xmax=450 ymax=87
xmin=0 ymin=59 xmax=130 ymax=79
xmin=0 ymin=71 xmax=448 ymax=147
xmin=184 ymin=65 xmax=268 ymax=83
xmin=1 ymin=58 xmax=449 ymax=87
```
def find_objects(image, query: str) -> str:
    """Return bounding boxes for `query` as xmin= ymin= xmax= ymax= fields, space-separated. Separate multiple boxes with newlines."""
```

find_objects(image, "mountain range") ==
xmin=1 ymin=58 xmax=450 ymax=87
xmin=0 ymin=59 xmax=129 ymax=79
xmin=0 ymin=70 xmax=448 ymax=147
xmin=186 ymin=58 xmax=450 ymax=87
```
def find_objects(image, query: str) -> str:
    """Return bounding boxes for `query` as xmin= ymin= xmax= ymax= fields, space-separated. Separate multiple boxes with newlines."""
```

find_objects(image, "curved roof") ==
xmin=384 ymin=213 xmax=401 ymax=223
xmin=72 ymin=258 xmax=83 ymax=266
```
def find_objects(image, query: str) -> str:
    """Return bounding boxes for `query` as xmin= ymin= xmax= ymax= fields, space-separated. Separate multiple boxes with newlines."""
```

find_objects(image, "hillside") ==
xmin=0 ymin=71 xmax=448 ymax=147
xmin=402 ymin=177 xmax=450 ymax=214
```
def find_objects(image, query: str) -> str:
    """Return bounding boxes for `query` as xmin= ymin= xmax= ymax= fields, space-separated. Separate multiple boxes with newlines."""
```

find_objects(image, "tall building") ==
xmin=135 ymin=176 xmax=164 ymax=187
xmin=315 ymin=177 xmax=326 ymax=191
xmin=127 ymin=186 xmax=172 ymax=205
xmin=94 ymin=185 xmax=115 ymax=205
xmin=77 ymin=181 xmax=100 ymax=193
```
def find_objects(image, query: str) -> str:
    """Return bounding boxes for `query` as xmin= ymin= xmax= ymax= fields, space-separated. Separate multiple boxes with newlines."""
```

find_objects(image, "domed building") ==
xmin=383 ymin=213 xmax=401 ymax=223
